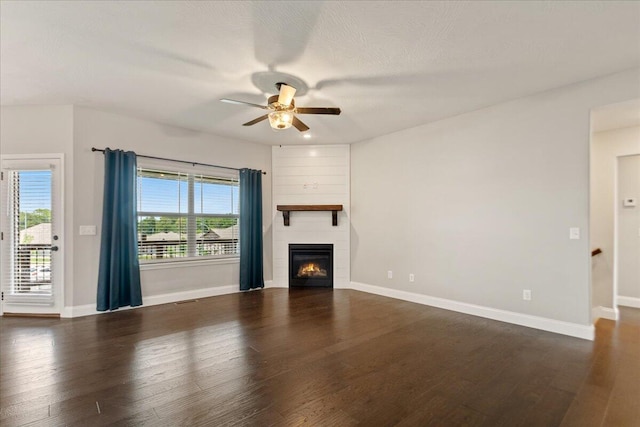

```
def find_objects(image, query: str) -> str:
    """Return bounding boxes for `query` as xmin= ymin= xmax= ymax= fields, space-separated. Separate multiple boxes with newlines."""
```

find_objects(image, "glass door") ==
xmin=1 ymin=156 xmax=64 ymax=315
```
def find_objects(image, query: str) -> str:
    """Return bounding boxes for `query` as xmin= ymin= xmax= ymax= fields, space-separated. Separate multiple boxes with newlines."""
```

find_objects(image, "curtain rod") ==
xmin=91 ymin=147 xmax=266 ymax=174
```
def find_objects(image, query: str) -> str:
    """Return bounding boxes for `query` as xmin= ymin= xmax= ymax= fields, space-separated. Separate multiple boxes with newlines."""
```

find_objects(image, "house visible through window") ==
xmin=136 ymin=166 xmax=239 ymax=262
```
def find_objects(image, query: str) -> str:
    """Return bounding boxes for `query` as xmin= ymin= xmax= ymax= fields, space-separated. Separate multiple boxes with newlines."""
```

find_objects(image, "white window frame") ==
xmin=136 ymin=159 xmax=239 ymax=267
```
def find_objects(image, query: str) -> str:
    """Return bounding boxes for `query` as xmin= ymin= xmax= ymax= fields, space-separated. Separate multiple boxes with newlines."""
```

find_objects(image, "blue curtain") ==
xmin=239 ymin=168 xmax=264 ymax=291
xmin=97 ymin=149 xmax=143 ymax=311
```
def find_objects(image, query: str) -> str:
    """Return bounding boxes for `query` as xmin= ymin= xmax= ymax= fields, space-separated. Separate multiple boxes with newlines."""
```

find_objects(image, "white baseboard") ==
xmin=60 ymin=280 xmax=596 ymax=341
xmin=617 ymin=295 xmax=640 ymax=308
xmin=350 ymin=281 xmax=594 ymax=341
xmin=592 ymin=306 xmax=619 ymax=321
xmin=62 ymin=285 xmax=238 ymax=318
xmin=264 ymin=280 xmax=286 ymax=288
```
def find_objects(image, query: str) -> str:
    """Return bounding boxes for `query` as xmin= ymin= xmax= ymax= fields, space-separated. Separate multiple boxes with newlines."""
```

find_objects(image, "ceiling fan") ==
xmin=220 ymin=83 xmax=341 ymax=132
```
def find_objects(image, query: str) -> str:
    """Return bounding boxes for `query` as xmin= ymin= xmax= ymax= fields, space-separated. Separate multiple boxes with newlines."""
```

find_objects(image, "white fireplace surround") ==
xmin=271 ymin=145 xmax=351 ymax=288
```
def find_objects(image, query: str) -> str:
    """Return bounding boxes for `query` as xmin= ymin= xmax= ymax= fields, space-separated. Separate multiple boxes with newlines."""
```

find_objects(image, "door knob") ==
xmin=51 ymin=246 xmax=59 ymax=252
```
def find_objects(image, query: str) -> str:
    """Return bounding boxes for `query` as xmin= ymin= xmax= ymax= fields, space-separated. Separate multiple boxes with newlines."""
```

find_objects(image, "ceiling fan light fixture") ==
xmin=268 ymin=111 xmax=294 ymax=130
xmin=221 ymin=79 xmax=340 ymax=133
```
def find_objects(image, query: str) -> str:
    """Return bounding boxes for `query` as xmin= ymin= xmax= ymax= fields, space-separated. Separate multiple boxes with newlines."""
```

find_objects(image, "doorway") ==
xmin=1 ymin=155 xmax=64 ymax=316
xmin=616 ymin=154 xmax=640 ymax=308
xmin=590 ymin=99 xmax=640 ymax=322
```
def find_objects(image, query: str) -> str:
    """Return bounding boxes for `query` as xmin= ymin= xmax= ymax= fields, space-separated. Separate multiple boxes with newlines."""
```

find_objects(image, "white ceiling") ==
xmin=1 ymin=1 xmax=639 ymax=146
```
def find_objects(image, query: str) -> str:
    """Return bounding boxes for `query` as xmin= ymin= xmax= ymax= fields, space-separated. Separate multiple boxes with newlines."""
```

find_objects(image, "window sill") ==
xmin=140 ymin=256 xmax=239 ymax=271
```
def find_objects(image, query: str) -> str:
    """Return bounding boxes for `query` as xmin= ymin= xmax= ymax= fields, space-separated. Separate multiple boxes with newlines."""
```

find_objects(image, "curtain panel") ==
xmin=239 ymin=168 xmax=264 ymax=291
xmin=97 ymin=149 xmax=143 ymax=311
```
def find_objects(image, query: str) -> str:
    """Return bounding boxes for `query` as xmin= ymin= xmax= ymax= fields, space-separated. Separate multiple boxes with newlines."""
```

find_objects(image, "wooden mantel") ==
xmin=276 ymin=205 xmax=343 ymax=226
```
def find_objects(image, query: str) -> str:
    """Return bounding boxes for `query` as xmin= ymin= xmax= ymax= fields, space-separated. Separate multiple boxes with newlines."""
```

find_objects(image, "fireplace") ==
xmin=289 ymin=244 xmax=333 ymax=288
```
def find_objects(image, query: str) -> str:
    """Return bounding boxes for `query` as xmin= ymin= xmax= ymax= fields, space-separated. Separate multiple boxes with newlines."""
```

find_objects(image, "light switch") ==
xmin=569 ymin=227 xmax=580 ymax=240
xmin=79 ymin=225 xmax=97 ymax=235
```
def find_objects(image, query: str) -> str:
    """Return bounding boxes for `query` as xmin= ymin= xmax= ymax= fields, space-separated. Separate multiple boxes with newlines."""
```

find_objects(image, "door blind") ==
xmin=2 ymin=168 xmax=55 ymax=305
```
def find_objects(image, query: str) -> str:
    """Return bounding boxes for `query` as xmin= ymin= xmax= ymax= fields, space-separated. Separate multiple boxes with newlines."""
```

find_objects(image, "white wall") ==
xmin=0 ymin=105 xmax=76 ymax=307
xmin=72 ymin=107 xmax=272 ymax=306
xmin=591 ymin=126 xmax=640 ymax=312
xmin=1 ymin=105 xmax=272 ymax=310
xmin=617 ymin=155 xmax=640 ymax=305
xmin=351 ymin=69 xmax=640 ymax=328
xmin=271 ymin=145 xmax=350 ymax=288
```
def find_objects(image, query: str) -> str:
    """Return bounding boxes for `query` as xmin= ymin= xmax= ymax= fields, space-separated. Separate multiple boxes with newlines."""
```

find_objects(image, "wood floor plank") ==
xmin=2 ymin=289 xmax=639 ymax=426
xmin=560 ymin=383 xmax=610 ymax=427
xmin=0 ymin=404 xmax=50 ymax=427
xmin=601 ymin=352 xmax=640 ymax=427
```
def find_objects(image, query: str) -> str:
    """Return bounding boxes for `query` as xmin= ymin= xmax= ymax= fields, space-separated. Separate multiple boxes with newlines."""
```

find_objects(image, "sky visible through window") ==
xmin=137 ymin=175 xmax=239 ymax=215
xmin=18 ymin=170 xmax=51 ymax=212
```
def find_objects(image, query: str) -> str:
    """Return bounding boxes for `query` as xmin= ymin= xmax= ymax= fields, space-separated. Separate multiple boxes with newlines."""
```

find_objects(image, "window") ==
xmin=136 ymin=165 xmax=239 ymax=262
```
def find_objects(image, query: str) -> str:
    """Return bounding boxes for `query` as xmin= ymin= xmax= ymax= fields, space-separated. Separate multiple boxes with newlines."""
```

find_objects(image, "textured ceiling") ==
xmin=1 ymin=1 xmax=639 ymax=145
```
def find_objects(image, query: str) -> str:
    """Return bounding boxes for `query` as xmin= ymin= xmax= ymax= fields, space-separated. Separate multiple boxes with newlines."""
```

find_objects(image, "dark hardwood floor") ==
xmin=1 ymin=289 xmax=638 ymax=426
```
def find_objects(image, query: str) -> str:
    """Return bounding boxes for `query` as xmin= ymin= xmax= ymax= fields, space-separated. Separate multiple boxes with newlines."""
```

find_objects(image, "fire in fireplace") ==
xmin=297 ymin=262 xmax=327 ymax=278
xmin=289 ymin=243 xmax=333 ymax=288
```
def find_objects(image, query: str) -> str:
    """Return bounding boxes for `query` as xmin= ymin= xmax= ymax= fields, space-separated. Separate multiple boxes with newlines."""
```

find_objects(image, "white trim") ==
xmin=59 ymin=278 xmax=599 ymax=341
xmin=61 ymin=285 xmax=238 ymax=318
xmin=140 ymin=256 xmax=239 ymax=270
xmin=264 ymin=280 xmax=282 ymax=288
xmin=592 ymin=305 xmax=619 ymax=321
xmin=613 ymin=156 xmax=620 ymax=315
xmin=617 ymin=295 xmax=640 ymax=308
xmin=0 ymin=153 xmax=66 ymax=163
xmin=350 ymin=281 xmax=594 ymax=341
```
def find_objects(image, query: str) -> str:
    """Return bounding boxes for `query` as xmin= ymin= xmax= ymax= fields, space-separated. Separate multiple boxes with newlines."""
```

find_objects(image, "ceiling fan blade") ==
xmin=278 ymin=84 xmax=296 ymax=107
xmin=292 ymin=116 xmax=310 ymax=132
xmin=296 ymin=107 xmax=341 ymax=115
xmin=242 ymin=114 xmax=269 ymax=126
xmin=220 ymin=98 xmax=269 ymax=109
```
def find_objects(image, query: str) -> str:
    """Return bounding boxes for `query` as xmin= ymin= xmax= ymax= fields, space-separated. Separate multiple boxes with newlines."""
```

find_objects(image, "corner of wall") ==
xmin=592 ymin=305 xmax=620 ymax=322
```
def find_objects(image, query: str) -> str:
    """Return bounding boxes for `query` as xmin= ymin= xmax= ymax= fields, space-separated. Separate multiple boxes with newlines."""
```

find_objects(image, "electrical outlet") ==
xmin=387 ymin=270 xmax=393 ymax=279
xmin=409 ymin=274 xmax=415 ymax=282
xmin=523 ymin=290 xmax=532 ymax=301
